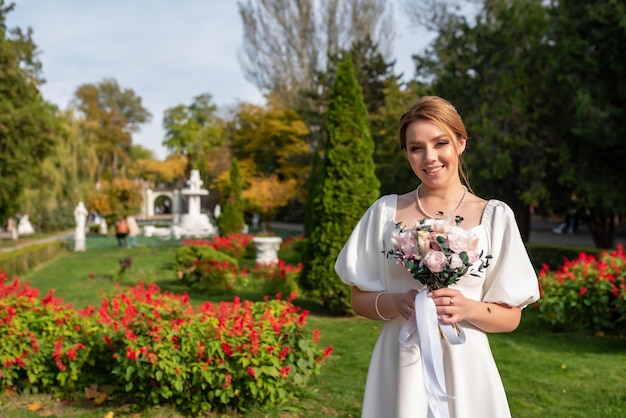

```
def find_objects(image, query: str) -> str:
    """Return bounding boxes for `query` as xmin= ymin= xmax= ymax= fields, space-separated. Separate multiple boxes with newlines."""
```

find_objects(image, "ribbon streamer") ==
xmin=398 ymin=291 xmax=466 ymax=418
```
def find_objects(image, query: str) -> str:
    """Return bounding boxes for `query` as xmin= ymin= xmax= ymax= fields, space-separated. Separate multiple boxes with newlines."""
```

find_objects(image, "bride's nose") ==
xmin=424 ymin=146 xmax=437 ymax=162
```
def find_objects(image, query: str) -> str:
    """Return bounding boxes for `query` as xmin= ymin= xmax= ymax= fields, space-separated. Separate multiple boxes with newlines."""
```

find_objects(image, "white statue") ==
xmin=17 ymin=214 xmax=35 ymax=235
xmin=214 ymin=204 xmax=222 ymax=218
xmin=74 ymin=202 xmax=88 ymax=251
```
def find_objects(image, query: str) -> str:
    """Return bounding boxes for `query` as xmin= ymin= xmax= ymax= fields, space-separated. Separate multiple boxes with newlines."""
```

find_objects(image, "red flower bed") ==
xmin=0 ymin=270 xmax=331 ymax=415
xmin=535 ymin=244 xmax=626 ymax=332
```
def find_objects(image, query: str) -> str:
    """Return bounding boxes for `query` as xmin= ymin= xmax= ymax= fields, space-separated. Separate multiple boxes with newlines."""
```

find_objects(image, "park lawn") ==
xmin=3 ymin=243 xmax=625 ymax=417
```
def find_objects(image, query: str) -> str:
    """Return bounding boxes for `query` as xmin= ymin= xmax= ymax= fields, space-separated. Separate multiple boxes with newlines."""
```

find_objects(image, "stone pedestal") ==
xmin=252 ymin=236 xmax=283 ymax=265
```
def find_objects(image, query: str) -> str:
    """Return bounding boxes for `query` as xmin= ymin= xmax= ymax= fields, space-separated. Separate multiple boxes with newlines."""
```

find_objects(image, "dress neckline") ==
xmin=391 ymin=194 xmax=491 ymax=232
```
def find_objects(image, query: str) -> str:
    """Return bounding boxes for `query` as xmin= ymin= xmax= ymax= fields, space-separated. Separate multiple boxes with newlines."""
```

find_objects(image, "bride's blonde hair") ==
xmin=398 ymin=96 xmax=471 ymax=188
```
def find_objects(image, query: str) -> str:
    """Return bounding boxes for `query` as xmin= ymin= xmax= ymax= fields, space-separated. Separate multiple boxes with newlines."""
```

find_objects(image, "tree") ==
xmin=217 ymin=159 xmax=245 ymax=235
xmin=87 ymin=178 xmax=143 ymax=225
xmin=230 ymin=99 xmax=310 ymax=206
xmin=72 ymin=78 xmax=151 ymax=182
xmin=0 ymin=2 xmax=59 ymax=226
xmin=300 ymin=54 xmax=380 ymax=314
xmin=546 ymin=0 xmax=626 ymax=248
xmin=242 ymin=175 xmax=298 ymax=232
xmin=162 ymin=93 xmax=223 ymax=174
xmin=21 ymin=109 xmax=99 ymax=232
xmin=302 ymin=34 xmax=399 ymax=151
xmin=238 ymin=0 xmax=394 ymax=109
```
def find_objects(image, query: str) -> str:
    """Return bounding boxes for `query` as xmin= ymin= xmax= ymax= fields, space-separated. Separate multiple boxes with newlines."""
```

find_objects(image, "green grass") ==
xmin=3 ymin=241 xmax=626 ymax=417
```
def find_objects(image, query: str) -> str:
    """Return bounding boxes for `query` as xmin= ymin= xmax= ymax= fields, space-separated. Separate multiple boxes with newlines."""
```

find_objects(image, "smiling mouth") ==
xmin=424 ymin=167 xmax=443 ymax=174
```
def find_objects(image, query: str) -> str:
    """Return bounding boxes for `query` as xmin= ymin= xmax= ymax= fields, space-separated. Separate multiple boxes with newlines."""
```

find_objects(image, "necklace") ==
xmin=416 ymin=184 xmax=467 ymax=220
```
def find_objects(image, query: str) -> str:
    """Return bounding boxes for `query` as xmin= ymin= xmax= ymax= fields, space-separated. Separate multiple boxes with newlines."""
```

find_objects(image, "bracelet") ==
xmin=375 ymin=291 xmax=391 ymax=321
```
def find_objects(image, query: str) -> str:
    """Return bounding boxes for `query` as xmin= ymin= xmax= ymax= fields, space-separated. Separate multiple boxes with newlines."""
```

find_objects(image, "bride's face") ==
xmin=404 ymin=120 xmax=465 ymax=189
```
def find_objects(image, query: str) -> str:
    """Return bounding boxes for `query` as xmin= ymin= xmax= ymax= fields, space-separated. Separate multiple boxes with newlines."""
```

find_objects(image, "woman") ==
xmin=334 ymin=96 xmax=540 ymax=418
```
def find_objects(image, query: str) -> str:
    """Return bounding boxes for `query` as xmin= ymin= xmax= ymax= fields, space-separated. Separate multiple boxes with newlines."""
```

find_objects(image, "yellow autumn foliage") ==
xmin=87 ymin=178 xmax=144 ymax=224
xmin=242 ymin=175 xmax=297 ymax=222
xmin=129 ymin=154 xmax=187 ymax=185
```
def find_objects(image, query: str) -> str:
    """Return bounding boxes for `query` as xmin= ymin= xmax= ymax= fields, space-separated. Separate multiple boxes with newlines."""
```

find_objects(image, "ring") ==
xmin=450 ymin=297 xmax=454 ymax=306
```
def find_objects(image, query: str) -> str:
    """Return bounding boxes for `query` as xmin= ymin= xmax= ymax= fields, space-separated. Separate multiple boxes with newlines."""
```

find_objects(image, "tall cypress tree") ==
xmin=300 ymin=53 xmax=380 ymax=314
xmin=216 ymin=159 xmax=245 ymax=235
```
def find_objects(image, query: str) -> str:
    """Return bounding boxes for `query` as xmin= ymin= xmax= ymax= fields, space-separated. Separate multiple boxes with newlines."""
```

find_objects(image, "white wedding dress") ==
xmin=335 ymin=195 xmax=540 ymax=418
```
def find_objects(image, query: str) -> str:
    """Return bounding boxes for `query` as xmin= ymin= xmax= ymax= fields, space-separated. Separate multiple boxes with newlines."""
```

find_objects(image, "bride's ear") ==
xmin=458 ymin=137 xmax=467 ymax=155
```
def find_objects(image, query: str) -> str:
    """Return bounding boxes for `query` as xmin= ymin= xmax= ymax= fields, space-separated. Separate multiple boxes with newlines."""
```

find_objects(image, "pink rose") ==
xmin=391 ymin=230 xmax=418 ymax=255
xmin=420 ymin=250 xmax=447 ymax=273
xmin=447 ymin=234 xmax=471 ymax=254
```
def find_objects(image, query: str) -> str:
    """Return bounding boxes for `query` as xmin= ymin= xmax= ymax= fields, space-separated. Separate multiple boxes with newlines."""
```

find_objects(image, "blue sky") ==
xmin=7 ymin=0 xmax=431 ymax=159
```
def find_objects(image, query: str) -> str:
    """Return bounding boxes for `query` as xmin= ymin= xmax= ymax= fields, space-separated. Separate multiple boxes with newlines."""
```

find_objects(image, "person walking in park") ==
xmin=334 ymin=96 xmax=540 ymax=418
xmin=126 ymin=215 xmax=140 ymax=247
xmin=115 ymin=216 xmax=129 ymax=248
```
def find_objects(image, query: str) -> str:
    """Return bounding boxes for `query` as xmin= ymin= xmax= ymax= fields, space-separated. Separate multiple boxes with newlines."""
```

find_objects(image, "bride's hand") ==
xmin=429 ymin=288 xmax=467 ymax=324
xmin=393 ymin=289 xmax=420 ymax=320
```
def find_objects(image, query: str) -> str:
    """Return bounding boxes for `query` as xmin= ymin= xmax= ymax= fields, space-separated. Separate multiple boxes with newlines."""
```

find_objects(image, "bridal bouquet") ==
xmin=387 ymin=217 xmax=491 ymax=290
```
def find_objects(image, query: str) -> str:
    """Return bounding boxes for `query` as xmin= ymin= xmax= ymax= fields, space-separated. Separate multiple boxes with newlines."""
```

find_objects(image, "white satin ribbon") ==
xmin=398 ymin=291 xmax=466 ymax=418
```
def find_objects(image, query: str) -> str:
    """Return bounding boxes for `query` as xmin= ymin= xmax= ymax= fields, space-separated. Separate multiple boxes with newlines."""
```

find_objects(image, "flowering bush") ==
xmin=387 ymin=218 xmax=491 ymax=290
xmin=535 ymin=244 xmax=626 ymax=332
xmin=0 ymin=272 xmax=332 ymax=414
xmin=182 ymin=233 xmax=254 ymax=259
xmin=243 ymin=260 xmax=303 ymax=297
xmin=174 ymin=245 xmax=239 ymax=291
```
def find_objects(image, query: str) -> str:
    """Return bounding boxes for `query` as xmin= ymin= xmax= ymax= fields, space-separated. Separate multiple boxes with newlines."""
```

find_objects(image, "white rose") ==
xmin=449 ymin=254 xmax=464 ymax=270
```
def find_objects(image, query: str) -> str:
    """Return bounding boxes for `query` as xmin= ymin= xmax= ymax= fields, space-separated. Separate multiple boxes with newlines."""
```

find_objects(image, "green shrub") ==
xmin=0 ymin=275 xmax=332 ymax=415
xmin=0 ymin=241 xmax=65 ymax=279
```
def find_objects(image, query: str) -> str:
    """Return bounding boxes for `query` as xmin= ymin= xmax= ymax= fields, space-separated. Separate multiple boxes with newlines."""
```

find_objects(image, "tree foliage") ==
xmin=545 ymin=0 xmax=626 ymax=248
xmin=231 ymin=100 xmax=310 ymax=202
xmin=86 ymin=178 xmax=143 ymax=225
xmin=242 ymin=175 xmax=298 ymax=231
xmin=129 ymin=154 xmax=187 ymax=186
xmin=162 ymin=93 xmax=223 ymax=174
xmin=21 ymin=109 xmax=99 ymax=232
xmin=0 ymin=2 xmax=59 ymax=226
xmin=300 ymin=54 xmax=380 ymax=314
xmin=71 ymin=78 xmax=151 ymax=182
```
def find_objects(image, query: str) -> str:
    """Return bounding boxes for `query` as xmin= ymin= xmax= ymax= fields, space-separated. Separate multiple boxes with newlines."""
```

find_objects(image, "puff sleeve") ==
xmin=482 ymin=200 xmax=540 ymax=308
xmin=334 ymin=196 xmax=393 ymax=292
